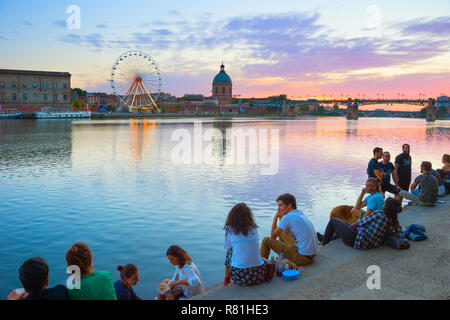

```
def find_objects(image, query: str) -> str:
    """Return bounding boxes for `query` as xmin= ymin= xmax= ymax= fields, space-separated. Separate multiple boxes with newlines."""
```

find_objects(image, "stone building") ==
xmin=212 ymin=63 xmax=233 ymax=105
xmin=0 ymin=69 xmax=72 ymax=112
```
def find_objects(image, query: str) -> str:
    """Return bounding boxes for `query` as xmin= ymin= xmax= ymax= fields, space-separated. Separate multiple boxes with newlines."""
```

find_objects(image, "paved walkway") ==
xmin=194 ymin=195 xmax=449 ymax=300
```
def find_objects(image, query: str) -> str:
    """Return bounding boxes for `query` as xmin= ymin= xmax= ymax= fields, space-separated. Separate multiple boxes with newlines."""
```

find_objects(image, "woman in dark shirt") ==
xmin=114 ymin=264 xmax=141 ymax=300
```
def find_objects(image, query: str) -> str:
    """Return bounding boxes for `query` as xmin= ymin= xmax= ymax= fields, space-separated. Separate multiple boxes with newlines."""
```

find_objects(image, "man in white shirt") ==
xmin=260 ymin=193 xmax=319 ymax=266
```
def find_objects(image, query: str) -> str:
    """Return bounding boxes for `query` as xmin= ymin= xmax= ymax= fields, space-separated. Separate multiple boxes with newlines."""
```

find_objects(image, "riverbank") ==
xmin=15 ymin=111 xmax=431 ymax=120
xmin=195 ymin=195 xmax=449 ymax=300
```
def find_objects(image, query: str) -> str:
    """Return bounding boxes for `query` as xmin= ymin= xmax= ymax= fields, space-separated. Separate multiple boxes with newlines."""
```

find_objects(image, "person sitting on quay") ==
xmin=399 ymin=161 xmax=439 ymax=206
xmin=7 ymin=257 xmax=68 ymax=300
xmin=66 ymin=242 xmax=117 ymax=300
xmin=260 ymin=193 xmax=319 ymax=267
xmin=367 ymin=147 xmax=384 ymax=187
xmin=429 ymin=166 xmax=446 ymax=197
xmin=114 ymin=263 xmax=141 ymax=300
xmin=350 ymin=178 xmax=385 ymax=221
xmin=440 ymin=154 xmax=450 ymax=193
xmin=380 ymin=151 xmax=401 ymax=200
xmin=223 ymin=203 xmax=274 ymax=287
xmin=395 ymin=144 xmax=412 ymax=201
xmin=320 ymin=197 xmax=405 ymax=249
xmin=158 ymin=245 xmax=204 ymax=300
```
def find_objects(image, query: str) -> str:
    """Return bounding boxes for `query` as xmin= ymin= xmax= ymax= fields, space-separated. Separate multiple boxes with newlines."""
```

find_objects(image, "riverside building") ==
xmin=0 ymin=69 xmax=72 ymax=112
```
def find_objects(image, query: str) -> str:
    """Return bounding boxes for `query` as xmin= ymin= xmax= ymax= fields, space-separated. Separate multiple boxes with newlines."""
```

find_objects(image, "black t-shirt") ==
xmin=367 ymin=158 xmax=382 ymax=179
xmin=24 ymin=285 xmax=68 ymax=300
xmin=395 ymin=153 xmax=412 ymax=182
xmin=380 ymin=161 xmax=395 ymax=184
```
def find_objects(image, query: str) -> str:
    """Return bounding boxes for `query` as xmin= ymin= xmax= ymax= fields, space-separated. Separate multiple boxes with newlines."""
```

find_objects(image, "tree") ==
xmin=315 ymin=105 xmax=325 ymax=115
xmin=437 ymin=106 xmax=448 ymax=119
xmin=73 ymin=88 xmax=86 ymax=97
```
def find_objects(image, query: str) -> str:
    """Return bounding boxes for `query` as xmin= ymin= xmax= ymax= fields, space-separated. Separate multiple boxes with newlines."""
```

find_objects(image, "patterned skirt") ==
xmin=225 ymin=248 xmax=268 ymax=287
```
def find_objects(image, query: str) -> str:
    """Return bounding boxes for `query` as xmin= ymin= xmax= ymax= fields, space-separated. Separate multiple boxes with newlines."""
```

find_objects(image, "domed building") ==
xmin=212 ymin=62 xmax=233 ymax=105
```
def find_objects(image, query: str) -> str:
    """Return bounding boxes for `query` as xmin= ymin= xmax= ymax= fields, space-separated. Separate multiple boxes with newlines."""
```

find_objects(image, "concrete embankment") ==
xmin=195 ymin=195 xmax=449 ymax=300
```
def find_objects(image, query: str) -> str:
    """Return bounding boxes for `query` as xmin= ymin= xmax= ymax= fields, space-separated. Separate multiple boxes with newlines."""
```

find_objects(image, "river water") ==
xmin=0 ymin=117 xmax=448 ymax=299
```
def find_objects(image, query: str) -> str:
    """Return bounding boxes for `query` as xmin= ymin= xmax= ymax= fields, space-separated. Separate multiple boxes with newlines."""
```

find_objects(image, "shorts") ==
xmin=398 ymin=180 xmax=411 ymax=192
xmin=225 ymin=248 xmax=268 ymax=287
xmin=381 ymin=182 xmax=399 ymax=195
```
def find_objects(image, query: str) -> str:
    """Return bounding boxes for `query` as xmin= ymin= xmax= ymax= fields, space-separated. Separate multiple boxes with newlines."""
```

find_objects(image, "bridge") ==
xmin=278 ymin=98 xmax=438 ymax=122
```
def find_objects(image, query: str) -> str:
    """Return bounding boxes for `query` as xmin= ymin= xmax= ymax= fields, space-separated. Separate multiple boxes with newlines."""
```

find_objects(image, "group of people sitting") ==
xmin=7 ymin=242 xmax=204 ymax=301
xmin=6 ymin=147 xmax=449 ymax=300
xmin=367 ymin=145 xmax=448 ymax=206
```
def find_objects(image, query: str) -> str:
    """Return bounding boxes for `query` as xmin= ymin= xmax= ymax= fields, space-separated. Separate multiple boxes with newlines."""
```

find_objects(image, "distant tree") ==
xmin=300 ymin=105 xmax=309 ymax=111
xmin=418 ymin=107 xmax=427 ymax=118
xmin=73 ymin=88 xmax=86 ymax=97
xmin=72 ymin=100 xmax=80 ymax=110
xmin=315 ymin=105 xmax=325 ymax=115
xmin=437 ymin=106 xmax=448 ymax=119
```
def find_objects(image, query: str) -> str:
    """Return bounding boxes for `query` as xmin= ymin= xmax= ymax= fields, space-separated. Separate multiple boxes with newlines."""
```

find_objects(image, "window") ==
xmin=1 ymin=81 xmax=5 ymax=88
xmin=33 ymin=82 xmax=38 ymax=89
xmin=23 ymin=82 xmax=27 ymax=88
xmin=1 ymin=93 xmax=5 ymax=100
xmin=23 ymin=93 xmax=28 ymax=101
xmin=229 ymin=88 xmax=232 ymax=94
xmin=53 ymin=94 xmax=58 ymax=101
xmin=33 ymin=93 xmax=38 ymax=101
xmin=43 ymin=82 xmax=47 ymax=89
xmin=12 ymin=81 xmax=17 ymax=88
xmin=63 ymin=83 xmax=67 ymax=89
xmin=12 ymin=93 xmax=17 ymax=101
xmin=43 ymin=94 xmax=48 ymax=101
xmin=63 ymin=94 xmax=67 ymax=101
xmin=222 ymin=87 xmax=225 ymax=94
xmin=53 ymin=83 xmax=57 ymax=89
xmin=215 ymin=87 xmax=218 ymax=94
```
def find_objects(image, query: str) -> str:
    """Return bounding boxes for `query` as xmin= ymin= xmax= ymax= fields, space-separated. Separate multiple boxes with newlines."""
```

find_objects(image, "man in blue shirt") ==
xmin=260 ymin=193 xmax=319 ymax=266
xmin=380 ymin=151 xmax=401 ymax=200
xmin=351 ymin=178 xmax=385 ymax=220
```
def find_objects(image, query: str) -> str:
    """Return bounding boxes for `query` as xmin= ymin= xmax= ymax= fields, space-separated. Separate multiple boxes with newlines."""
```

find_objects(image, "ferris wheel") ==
xmin=110 ymin=50 xmax=162 ymax=111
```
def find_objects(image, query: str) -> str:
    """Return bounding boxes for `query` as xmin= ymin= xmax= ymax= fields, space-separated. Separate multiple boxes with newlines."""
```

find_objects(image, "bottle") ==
xmin=277 ymin=253 xmax=285 ymax=276
xmin=275 ymin=254 xmax=282 ymax=277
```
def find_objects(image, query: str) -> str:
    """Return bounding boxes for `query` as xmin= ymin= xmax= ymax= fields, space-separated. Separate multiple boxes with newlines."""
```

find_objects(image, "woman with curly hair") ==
xmin=223 ymin=203 xmax=273 ymax=287
xmin=65 ymin=242 xmax=116 ymax=300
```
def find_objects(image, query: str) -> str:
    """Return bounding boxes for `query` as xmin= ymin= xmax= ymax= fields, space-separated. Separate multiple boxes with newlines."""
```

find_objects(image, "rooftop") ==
xmin=0 ymin=69 xmax=71 ymax=77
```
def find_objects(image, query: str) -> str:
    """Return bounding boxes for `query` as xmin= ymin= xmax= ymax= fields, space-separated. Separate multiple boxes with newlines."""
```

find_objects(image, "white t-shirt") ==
xmin=224 ymin=227 xmax=264 ymax=268
xmin=169 ymin=262 xmax=204 ymax=298
xmin=278 ymin=209 xmax=319 ymax=256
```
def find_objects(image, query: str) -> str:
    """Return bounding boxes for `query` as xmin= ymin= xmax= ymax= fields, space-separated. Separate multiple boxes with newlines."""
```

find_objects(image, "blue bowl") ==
xmin=282 ymin=269 xmax=300 ymax=280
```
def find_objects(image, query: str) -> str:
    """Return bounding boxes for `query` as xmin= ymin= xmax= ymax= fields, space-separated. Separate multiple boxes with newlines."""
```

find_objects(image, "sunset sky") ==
xmin=1 ymin=0 xmax=449 ymax=101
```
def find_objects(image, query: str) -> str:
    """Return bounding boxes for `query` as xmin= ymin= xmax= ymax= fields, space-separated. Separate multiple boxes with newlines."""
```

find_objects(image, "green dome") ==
xmin=213 ymin=63 xmax=232 ymax=84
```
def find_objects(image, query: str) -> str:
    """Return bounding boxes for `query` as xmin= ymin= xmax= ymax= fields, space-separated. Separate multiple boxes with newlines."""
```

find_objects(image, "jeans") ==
xmin=323 ymin=218 xmax=358 ymax=247
xmin=399 ymin=190 xmax=435 ymax=206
